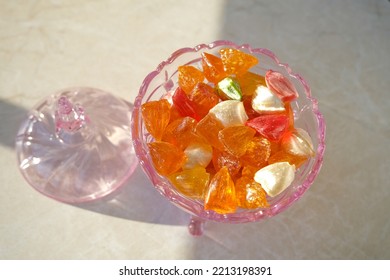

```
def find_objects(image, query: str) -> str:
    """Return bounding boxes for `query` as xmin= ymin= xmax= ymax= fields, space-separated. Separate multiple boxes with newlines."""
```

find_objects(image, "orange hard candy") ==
xmin=268 ymin=150 xmax=308 ymax=169
xmin=241 ymin=165 xmax=258 ymax=178
xmin=240 ymin=137 xmax=271 ymax=169
xmin=147 ymin=141 xmax=186 ymax=176
xmin=219 ymin=48 xmax=258 ymax=76
xmin=204 ymin=166 xmax=237 ymax=214
xmin=141 ymin=99 xmax=171 ymax=140
xmin=205 ymin=163 xmax=217 ymax=178
xmin=162 ymin=117 xmax=197 ymax=150
xmin=169 ymin=103 xmax=183 ymax=123
xmin=269 ymin=140 xmax=282 ymax=156
xmin=178 ymin=65 xmax=205 ymax=94
xmin=218 ymin=125 xmax=256 ymax=157
xmin=195 ymin=113 xmax=225 ymax=151
xmin=212 ymin=148 xmax=242 ymax=178
xmin=168 ymin=166 xmax=210 ymax=199
xmin=188 ymin=82 xmax=220 ymax=119
xmin=201 ymin=52 xmax=227 ymax=83
xmin=235 ymin=71 xmax=266 ymax=96
xmin=235 ymin=176 xmax=269 ymax=209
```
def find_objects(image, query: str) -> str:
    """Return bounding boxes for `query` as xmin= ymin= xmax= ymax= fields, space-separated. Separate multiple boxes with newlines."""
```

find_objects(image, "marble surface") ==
xmin=1 ymin=0 xmax=389 ymax=259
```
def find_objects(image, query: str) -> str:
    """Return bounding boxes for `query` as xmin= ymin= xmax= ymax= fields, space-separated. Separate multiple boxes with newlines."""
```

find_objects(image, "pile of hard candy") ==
xmin=141 ymin=48 xmax=314 ymax=214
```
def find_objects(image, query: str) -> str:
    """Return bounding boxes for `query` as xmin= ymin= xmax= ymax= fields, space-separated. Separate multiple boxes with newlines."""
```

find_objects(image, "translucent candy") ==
xmin=183 ymin=142 xmax=213 ymax=169
xmin=281 ymin=128 xmax=315 ymax=157
xmin=235 ymin=71 xmax=266 ymax=96
xmin=284 ymin=102 xmax=295 ymax=129
xmin=218 ymin=125 xmax=256 ymax=157
xmin=178 ymin=65 xmax=205 ymax=94
xmin=209 ymin=100 xmax=248 ymax=127
xmin=141 ymin=99 xmax=171 ymax=140
xmin=172 ymin=87 xmax=200 ymax=121
xmin=268 ymin=150 xmax=308 ymax=169
xmin=265 ymin=70 xmax=299 ymax=102
xmin=168 ymin=166 xmax=210 ymax=199
xmin=246 ymin=114 xmax=289 ymax=141
xmin=169 ymin=103 xmax=183 ymax=123
xmin=251 ymin=85 xmax=285 ymax=114
xmin=242 ymin=95 xmax=260 ymax=119
xmin=269 ymin=140 xmax=282 ymax=156
xmin=195 ymin=113 xmax=225 ymax=151
xmin=201 ymin=52 xmax=226 ymax=83
xmin=147 ymin=141 xmax=186 ymax=176
xmin=219 ymin=48 xmax=258 ymax=76
xmin=205 ymin=164 xmax=217 ymax=178
xmin=235 ymin=176 xmax=269 ymax=209
xmin=216 ymin=77 xmax=242 ymax=101
xmin=241 ymin=165 xmax=258 ymax=178
xmin=162 ymin=117 xmax=197 ymax=150
xmin=188 ymin=82 xmax=219 ymax=119
xmin=204 ymin=166 xmax=237 ymax=214
xmin=254 ymin=162 xmax=296 ymax=197
xmin=240 ymin=136 xmax=271 ymax=169
xmin=212 ymin=148 xmax=242 ymax=178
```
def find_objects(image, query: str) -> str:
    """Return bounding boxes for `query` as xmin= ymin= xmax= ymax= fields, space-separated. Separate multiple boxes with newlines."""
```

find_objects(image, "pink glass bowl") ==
xmin=131 ymin=40 xmax=325 ymax=234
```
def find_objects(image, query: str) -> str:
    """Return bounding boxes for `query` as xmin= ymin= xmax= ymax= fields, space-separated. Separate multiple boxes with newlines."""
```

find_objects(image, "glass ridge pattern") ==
xmin=16 ymin=87 xmax=138 ymax=203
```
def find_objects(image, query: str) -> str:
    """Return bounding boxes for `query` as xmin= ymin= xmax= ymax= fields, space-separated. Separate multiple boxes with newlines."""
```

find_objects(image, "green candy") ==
xmin=216 ymin=77 xmax=242 ymax=101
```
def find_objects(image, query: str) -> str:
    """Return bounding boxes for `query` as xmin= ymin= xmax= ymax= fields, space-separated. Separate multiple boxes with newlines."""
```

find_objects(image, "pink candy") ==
xmin=246 ymin=114 xmax=289 ymax=142
xmin=265 ymin=70 xmax=299 ymax=102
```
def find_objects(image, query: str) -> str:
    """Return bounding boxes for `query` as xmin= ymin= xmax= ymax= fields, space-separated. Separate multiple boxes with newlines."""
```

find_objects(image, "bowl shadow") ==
xmin=75 ymin=165 xmax=191 ymax=226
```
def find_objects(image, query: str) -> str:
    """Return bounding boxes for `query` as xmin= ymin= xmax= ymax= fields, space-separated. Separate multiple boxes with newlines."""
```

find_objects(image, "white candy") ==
xmin=282 ymin=128 xmax=315 ymax=157
xmin=251 ymin=85 xmax=285 ymax=113
xmin=209 ymin=100 xmax=248 ymax=127
xmin=254 ymin=162 xmax=296 ymax=197
xmin=183 ymin=143 xmax=213 ymax=169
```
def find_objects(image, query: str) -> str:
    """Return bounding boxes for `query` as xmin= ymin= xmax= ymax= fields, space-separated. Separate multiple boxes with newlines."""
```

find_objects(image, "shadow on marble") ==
xmin=75 ymin=165 xmax=191 ymax=227
xmin=0 ymin=99 xmax=28 ymax=149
